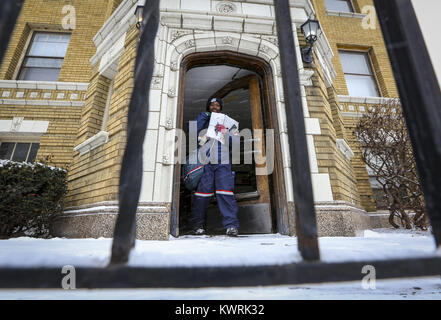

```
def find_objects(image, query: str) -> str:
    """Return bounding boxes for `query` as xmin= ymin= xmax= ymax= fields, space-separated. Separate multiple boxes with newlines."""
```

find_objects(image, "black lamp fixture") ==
xmin=300 ymin=19 xmax=321 ymax=64
xmin=135 ymin=5 xmax=144 ymax=30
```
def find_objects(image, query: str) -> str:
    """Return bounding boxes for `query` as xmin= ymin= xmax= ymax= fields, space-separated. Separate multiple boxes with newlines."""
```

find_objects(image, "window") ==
xmin=0 ymin=142 xmax=40 ymax=163
xmin=18 ymin=32 xmax=71 ymax=81
xmin=339 ymin=51 xmax=380 ymax=97
xmin=325 ymin=0 xmax=354 ymax=13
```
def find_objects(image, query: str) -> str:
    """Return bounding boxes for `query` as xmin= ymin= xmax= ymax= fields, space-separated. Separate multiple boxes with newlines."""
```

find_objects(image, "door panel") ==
xmin=249 ymin=76 xmax=271 ymax=205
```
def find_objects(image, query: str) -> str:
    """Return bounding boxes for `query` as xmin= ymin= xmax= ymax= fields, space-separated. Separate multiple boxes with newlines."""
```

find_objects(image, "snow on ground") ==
xmin=2 ymin=277 xmax=440 ymax=300
xmin=0 ymin=228 xmax=440 ymax=299
xmin=0 ymin=228 xmax=437 ymax=268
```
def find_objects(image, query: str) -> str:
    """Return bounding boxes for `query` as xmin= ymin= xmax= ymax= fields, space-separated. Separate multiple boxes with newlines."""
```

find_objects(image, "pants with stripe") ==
xmin=189 ymin=164 xmax=239 ymax=231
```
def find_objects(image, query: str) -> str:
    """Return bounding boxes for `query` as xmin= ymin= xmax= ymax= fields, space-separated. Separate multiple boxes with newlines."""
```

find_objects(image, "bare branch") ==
xmin=354 ymin=99 xmax=428 ymax=229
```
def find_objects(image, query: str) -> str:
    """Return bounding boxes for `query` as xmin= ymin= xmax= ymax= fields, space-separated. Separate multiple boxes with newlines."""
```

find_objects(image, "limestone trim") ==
xmin=341 ymin=111 xmax=363 ymax=118
xmin=315 ymin=34 xmax=336 ymax=87
xmin=0 ymin=99 xmax=85 ymax=107
xmin=216 ymin=2 xmax=239 ymax=14
xmin=0 ymin=80 xmax=89 ymax=91
xmin=99 ymin=33 xmax=127 ymax=79
xmin=52 ymin=210 xmax=170 ymax=240
xmin=299 ymin=69 xmax=315 ymax=86
xmin=338 ymin=95 xmax=399 ymax=105
xmin=315 ymin=200 xmax=367 ymax=213
xmin=64 ymin=200 xmax=170 ymax=214
xmin=91 ymin=0 xmax=335 ymax=81
xmin=91 ymin=0 xmax=138 ymax=66
xmin=336 ymin=138 xmax=355 ymax=160
xmin=74 ymin=131 xmax=110 ymax=156
xmin=326 ymin=10 xmax=367 ymax=19
xmin=161 ymin=3 xmax=314 ymax=23
xmin=160 ymin=11 xmax=335 ymax=82
xmin=0 ymin=118 xmax=49 ymax=138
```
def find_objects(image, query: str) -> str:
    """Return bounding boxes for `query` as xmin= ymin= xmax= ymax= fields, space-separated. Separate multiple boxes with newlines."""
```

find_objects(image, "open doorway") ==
xmin=171 ymin=51 xmax=289 ymax=237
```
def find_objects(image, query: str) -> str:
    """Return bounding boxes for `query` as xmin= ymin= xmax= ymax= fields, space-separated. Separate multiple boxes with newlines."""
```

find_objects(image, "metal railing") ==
xmin=0 ymin=0 xmax=440 ymax=288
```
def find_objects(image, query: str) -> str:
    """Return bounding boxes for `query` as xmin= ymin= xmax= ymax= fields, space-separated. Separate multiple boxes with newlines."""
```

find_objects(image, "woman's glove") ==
xmin=199 ymin=134 xmax=208 ymax=146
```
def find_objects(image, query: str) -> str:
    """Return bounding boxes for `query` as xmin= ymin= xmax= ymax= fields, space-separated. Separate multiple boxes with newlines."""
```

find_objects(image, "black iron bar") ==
xmin=110 ymin=0 xmax=160 ymax=265
xmin=274 ymin=0 xmax=320 ymax=261
xmin=1 ymin=256 xmax=440 ymax=288
xmin=373 ymin=0 xmax=441 ymax=248
xmin=0 ymin=0 xmax=24 ymax=65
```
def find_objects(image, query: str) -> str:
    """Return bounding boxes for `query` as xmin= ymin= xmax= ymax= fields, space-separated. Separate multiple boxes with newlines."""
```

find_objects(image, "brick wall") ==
xmin=65 ymin=24 xmax=139 ymax=207
xmin=0 ymin=0 xmax=112 ymax=82
xmin=0 ymin=0 xmax=123 ymax=184
xmin=310 ymin=0 xmax=401 ymax=211
xmin=0 ymin=102 xmax=82 ymax=169
xmin=306 ymin=65 xmax=362 ymax=205
xmin=311 ymin=0 xmax=399 ymax=98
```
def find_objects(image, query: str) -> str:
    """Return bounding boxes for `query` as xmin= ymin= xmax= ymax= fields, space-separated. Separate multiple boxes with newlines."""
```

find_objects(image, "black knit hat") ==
xmin=206 ymin=97 xmax=223 ymax=111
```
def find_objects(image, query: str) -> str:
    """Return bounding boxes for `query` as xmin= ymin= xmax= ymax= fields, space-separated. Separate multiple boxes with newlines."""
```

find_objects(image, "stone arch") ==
xmin=167 ymin=32 xmax=282 ymax=100
xmin=162 ymin=34 xmax=293 ymax=235
xmin=162 ymin=31 xmax=285 ymax=170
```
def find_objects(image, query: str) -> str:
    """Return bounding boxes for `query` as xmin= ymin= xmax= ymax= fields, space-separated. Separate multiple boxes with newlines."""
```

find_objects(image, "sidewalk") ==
xmin=0 ymin=228 xmax=440 ymax=299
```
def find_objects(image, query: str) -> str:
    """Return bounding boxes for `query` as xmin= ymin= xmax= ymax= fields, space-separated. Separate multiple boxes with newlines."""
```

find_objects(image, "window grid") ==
xmin=339 ymin=50 xmax=381 ymax=97
xmin=0 ymin=142 xmax=40 ymax=163
xmin=18 ymin=31 xmax=70 ymax=81
xmin=25 ymin=143 xmax=32 ymax=162
xmin=325 ymin=0 xmax=355 ymax=13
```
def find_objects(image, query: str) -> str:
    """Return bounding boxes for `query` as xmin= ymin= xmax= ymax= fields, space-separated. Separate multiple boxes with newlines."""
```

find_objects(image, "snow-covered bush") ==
xmin=354 ymin=100 xmax=428 ymax=230
xmin=0 ymin=160 xmax=68 ymax=239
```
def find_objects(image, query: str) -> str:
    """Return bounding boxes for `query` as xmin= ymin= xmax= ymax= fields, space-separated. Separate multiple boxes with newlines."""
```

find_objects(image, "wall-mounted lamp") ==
xmin=300 ymin=19 xmax=321 ymax=64
xmin=135 ymin=5 xmax=144 ymax=30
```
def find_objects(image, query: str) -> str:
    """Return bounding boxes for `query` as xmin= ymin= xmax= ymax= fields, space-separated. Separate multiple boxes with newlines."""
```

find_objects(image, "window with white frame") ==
xmin=339 ymin=50 xmax=380 ymax=97
xmin=18 ymin=32 xmax=71 ymax=81
xmin=0 ymin=142 xmax=40 ymax=163
xmin=325 ymin=0 xmax=354 ymax=13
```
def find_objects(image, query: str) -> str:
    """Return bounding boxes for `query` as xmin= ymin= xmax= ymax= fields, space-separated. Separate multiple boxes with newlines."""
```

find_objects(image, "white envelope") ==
xmin=207 ymin=113 xmax=239 ymax=144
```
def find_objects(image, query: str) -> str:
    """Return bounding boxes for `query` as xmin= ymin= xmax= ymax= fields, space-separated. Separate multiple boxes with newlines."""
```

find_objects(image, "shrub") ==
xmin=0 ymin=160 xmax=68 ymax=239
xmin=354 ymin=100 xmax=428 ymax=230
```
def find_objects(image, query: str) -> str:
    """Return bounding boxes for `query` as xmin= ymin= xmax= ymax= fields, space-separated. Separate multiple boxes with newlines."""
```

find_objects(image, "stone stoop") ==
xmin=52 ymin=202 xmax=396 ymax=240
xmin=287 ymin=201 xmax=373 ymax=237
xmin=51 ymin=201 xmax=170 ymax=240
xmin=368 ymin=211 xmax=403 ymax=229
xmin=314 ymin=201 xmax=372 ymax=237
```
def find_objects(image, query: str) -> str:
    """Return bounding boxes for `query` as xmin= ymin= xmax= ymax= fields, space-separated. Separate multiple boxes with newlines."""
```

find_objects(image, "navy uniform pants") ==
xmin=189 ymin=163 xmax=239 ymax=230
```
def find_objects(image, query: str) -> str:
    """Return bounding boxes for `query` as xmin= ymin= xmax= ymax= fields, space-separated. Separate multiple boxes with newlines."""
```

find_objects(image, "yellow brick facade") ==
xmin=1 ymin=0 xmax=402 ymax=238
xmin=310 ymin=0 xmax=401 ymax=211
xmin=66 ymin=24 xmax=139 ymax=206
xmin=0 ymin=0 xmax=120 ymax=169
xmin=0 ymin=0 xmax=113 ymax=82
xmin=311 ymin=0 xmax=399 ymax=97
xmin=304 ymin=51 xmax=362 ymax=206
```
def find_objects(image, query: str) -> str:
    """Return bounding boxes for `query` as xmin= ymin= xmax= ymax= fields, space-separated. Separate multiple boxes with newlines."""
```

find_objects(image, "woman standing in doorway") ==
xmin=188 ymin=97 xmax=240 ymax=237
